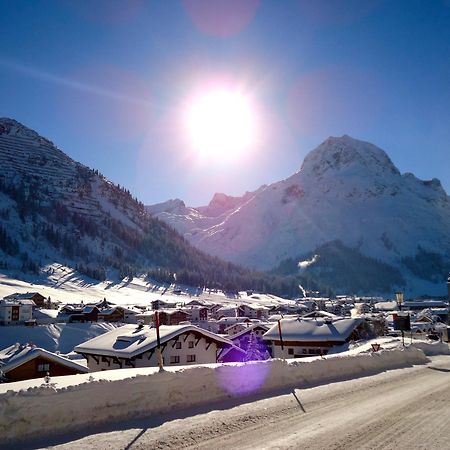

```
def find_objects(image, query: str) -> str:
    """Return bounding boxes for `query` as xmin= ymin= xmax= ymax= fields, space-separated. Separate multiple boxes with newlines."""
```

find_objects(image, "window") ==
xmin=288 ymin=348 xmax=294 ymax=355
xmin=175 ymin=341 xmax=182 ymax=349
xmin=170 ymin=355 xmax=180 ymax=364
xmin=188 ymin=341 xmax=194 ymax=348
xmin=38 ymin=363 xmax=50 ymax=372
xmin=187 ymin=355 xmax=196 ymax=362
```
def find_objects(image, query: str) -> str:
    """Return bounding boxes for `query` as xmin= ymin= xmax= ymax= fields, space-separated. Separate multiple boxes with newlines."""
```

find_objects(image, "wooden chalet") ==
xmin=158 ymin=309 xmax=191 ymax=325
xmin=3 ymin=292 xmax=47 ymax=308
xmin=0 ymin=344 xmax=88 ymax=382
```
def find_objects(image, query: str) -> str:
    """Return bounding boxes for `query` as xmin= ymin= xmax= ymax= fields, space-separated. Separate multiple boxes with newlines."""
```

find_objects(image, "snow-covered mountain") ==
xmin=0 ymin=118 xmax=292 ymax=294
xmin=148 ymin=135 xmax=450 ymax=295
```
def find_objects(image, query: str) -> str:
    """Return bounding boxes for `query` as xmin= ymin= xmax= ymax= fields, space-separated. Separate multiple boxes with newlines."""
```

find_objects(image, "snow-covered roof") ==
xmin=217 ymin=316 xmax=250 ymax=324
xmin=3 ymin=292 xmax=43 ymax=300
xmin=263 ymin=318 xmax=363 ymax=343
xmin=74 ymin=324 xmax=236 ymax=358
xmin=0 ymin=298 xmax=35 ymax=307
xmin=302 ymin=311 xmax=343 ymax=320
xmin=0 ymin=344 xmax=89 ymax=374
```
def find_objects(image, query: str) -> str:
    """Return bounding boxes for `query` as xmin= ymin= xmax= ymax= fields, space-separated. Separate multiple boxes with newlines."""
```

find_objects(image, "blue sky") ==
xmin=1 ymin=0 xmax=449 ymax=205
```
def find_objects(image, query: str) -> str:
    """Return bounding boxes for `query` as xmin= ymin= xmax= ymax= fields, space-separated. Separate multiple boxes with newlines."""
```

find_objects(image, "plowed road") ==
xmin=37 ymin=355 xmax=450 ymax=450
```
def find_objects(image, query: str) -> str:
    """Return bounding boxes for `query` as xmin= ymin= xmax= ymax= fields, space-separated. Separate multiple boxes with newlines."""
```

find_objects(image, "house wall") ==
xmin=268 ymin=340 xmax=339 ymax=359
xmin=6 ymin=356 xmax=84 ymax=382
xmin=84 ymin=332 xmax=219 ymax=372
xmin=0 ymin=304 xmax=33 ymax=325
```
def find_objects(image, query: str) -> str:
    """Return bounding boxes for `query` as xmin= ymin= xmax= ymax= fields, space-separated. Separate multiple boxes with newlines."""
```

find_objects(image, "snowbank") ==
xmin=411 ymin=340 xmax=450 ymax=356
xmin=0 ymin=346 xmax=428 ymax=444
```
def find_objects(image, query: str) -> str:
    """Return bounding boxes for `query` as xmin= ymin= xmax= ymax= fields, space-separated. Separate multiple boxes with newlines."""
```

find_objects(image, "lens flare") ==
xmin=215 ymin=361 xmax=270 ymax=397
xmin=185 ymin=90 xmax=256 ymax=162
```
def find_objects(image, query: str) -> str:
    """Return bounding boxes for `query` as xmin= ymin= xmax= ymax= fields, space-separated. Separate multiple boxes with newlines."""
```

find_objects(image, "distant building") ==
xmin=68 ymin=306 xmax=100 ymax=323
xmin=158 ymin=309 xmax=191 ymax=326
xmin=3 ymin=292 xmax=47 ymax=308
xmin=0 ymin=299 xmax=34 ymax=325
xmin=0 ymin=344 xmax=88 ymax=382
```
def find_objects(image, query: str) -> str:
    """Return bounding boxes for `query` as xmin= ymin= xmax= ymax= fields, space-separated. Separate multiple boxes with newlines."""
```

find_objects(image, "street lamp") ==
xmin=395 ymin=292 xmax=404 ymax=311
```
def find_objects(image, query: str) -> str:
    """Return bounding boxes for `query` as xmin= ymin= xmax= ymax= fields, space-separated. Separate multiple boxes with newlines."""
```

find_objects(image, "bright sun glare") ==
xmin=185 ymin=90 xmax=256 ymax=161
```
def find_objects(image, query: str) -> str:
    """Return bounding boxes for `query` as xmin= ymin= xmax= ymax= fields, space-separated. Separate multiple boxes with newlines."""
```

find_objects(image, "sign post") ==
xmin=393 ymin=312 xmax=410 ymax=347
xmin=277 ymin=319 xmax=285 ymax=358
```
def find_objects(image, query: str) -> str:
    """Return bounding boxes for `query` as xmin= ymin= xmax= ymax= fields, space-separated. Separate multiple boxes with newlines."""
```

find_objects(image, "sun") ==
xmin=185 ymin=90 xmax=256 ymax=161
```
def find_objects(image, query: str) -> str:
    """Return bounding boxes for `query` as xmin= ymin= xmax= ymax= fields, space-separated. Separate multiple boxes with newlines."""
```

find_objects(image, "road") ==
xmin=39 ymin=355 xmax=450 ymax=450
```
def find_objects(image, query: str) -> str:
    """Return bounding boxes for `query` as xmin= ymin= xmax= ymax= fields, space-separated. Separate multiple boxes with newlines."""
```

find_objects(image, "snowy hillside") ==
xmin=148 ymin=135 xmax=450 ymax=296
xmin=0 ymin=118 xmax=304 ymax=296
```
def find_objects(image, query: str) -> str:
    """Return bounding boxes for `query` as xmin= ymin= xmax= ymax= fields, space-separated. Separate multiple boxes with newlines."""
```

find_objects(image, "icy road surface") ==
xmin=39 ymin=355 xmax=450 ymax=450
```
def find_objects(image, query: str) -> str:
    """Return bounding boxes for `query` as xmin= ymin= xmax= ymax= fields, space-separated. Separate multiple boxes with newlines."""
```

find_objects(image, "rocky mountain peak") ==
xmin=0 ymin=118 xmax=54 ymax=147
xmin=300 ymin=135 xmax=400 ymax=178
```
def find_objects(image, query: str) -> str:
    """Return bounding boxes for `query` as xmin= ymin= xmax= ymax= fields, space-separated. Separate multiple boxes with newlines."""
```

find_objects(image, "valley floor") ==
xmin=28 ymin=355 xmax=450 ymax=450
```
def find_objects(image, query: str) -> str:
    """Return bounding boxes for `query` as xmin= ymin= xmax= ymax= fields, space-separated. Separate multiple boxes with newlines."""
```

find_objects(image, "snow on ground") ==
xmin=0 ymin=267 xmax=293 ymax=308
xmin=0 ymin=322 xmax=120 ymax=353
xmin=0 ymin=344 xmax=432 ymax=444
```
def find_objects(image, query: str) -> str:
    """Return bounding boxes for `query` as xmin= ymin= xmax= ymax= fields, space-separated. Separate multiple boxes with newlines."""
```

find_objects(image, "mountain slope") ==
xmin=148 ymin=135 xmax=450 ymax=295
xmin=0 ymin=118 xmax=319 ymax=296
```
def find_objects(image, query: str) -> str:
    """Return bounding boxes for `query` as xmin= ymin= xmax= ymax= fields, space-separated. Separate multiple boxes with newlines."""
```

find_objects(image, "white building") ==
xmin=263 ymin=317 xmax=363 ymax=358
xmin=74 ymin=324 xmax=240 ymax=371
xmin=0 ymin=299 xmax=34 ymax=325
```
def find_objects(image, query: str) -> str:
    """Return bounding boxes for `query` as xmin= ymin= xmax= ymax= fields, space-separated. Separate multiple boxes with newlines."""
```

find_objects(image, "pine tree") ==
xmin=244 ymin=331 xmax=268 ymax=362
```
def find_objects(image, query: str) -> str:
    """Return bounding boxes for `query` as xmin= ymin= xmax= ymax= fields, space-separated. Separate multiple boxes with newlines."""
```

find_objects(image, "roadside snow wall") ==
xmin=0 ymin=347 xmax=428 ymax=443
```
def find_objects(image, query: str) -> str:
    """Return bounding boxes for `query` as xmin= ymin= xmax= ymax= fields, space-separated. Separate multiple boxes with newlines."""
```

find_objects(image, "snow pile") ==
xmin=411 ymin=340 xmax=450 ymax=356
xmin=0 ymin=346 xmax=429 ymax=444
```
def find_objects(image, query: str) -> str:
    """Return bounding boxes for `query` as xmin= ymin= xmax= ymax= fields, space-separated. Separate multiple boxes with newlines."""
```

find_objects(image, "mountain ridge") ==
xmin=0 ymin=117 xmax=318 ymax=297
xmin=148 ymin=135 xmax=450 ymax=296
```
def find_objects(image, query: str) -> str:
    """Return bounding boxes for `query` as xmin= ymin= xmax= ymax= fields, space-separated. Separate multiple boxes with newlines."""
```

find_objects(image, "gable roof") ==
xmin=3 ymin=292 xmax=44 ymax=300
xmin=0 ymin=344 xmax=88 ymax=374
xmin=263 ymin=318 xmax=363 ymax=343
xmin=230 ymin=323 xmax=270 ymax=340
xmin=74 ymin=324 xmax=237 ymax=359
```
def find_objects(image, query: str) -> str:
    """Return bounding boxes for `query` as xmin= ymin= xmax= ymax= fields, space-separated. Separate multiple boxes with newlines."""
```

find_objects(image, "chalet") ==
xmin=3 ymin=292 xmax=47 ymax=308
xmin=152 ymin=299 xmax=176 ymax=310
xmin=98 ymin=306 xmax=139 ymax=323
xmin=215 ymin=305 xmax=238 ymax=319
xmin=158 ymin=309 xmax=191 ymax=325
xmin=224 ymin=322 xmax=249 ymax=336
xmin=270 ymin=304 xmax=309 ymax=316
xmin=263 ymin=317 xmax=364 ymax=358
xmin=217 ymin=316 xmax=252 ymax=333
xmin=60 ymin=304 xmax=85 ymax=315
xmin=0 ymin=299 xmax=34 ymax=325
xmin=187 ymin=306 xmax=208 ymax=322
xmin=0 ymin=344 xmax=88 ymax=382
xmin=68 ymin=306 xmax=99 ymax=323
xmin=237 ymin=304 xmax=269 ymax=320
xmin=74 ymin=324 xmax=241 ymax=371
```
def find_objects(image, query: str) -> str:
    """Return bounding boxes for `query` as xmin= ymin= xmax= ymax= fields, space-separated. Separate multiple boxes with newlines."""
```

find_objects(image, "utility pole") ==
xmin=154 ymin=311 xmax=164 ymax=371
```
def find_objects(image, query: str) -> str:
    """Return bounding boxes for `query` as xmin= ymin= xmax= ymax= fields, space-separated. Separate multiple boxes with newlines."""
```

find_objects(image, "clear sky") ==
xmin=1 ymin=0 xmax=449 ymax=206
